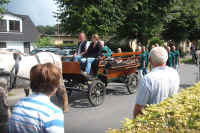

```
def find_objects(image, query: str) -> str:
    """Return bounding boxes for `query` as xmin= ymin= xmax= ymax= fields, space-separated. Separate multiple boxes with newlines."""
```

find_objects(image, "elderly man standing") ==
xmin=133 ymin=47 xmax=180 ymax=118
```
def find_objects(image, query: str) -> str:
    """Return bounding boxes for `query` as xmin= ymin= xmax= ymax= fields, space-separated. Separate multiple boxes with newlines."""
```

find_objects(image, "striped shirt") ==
xmin=8 ymin=93 xmax=64 ymax=133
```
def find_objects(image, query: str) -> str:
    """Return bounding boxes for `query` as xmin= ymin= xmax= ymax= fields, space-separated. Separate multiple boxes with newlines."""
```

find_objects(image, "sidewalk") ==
xmin=8 ymin=88 xmax=25 ymax=106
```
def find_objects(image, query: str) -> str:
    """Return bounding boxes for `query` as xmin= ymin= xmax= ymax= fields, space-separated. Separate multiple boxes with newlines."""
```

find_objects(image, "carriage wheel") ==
xmin=125 ymin=73 xmax=138 ymax=94
xmin=88 ymin=80 xmax=106 ymax=106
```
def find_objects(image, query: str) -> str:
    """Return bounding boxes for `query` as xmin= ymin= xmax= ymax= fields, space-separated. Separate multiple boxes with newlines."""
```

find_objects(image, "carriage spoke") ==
xmin=88 ymin=80 xmax=105 ymax=106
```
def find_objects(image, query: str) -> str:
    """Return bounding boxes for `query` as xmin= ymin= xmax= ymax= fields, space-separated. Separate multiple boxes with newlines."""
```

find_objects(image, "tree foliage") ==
xmin=0 ymin=0 xmax=9 ymax=14
xmin=162 ymin=0 xmax=200 ymax=45
xmin=55 ymin=0 xmax=124 ymax=37
xmin=55 ymin=0 xmax=200 ymax=46
xmin=36 ymin=25 xmax=57 ymax=35
xmin=35 ymin=37 xmax=54 ymax=47
xmin=116 ymin=0 xmax=177 ymax=45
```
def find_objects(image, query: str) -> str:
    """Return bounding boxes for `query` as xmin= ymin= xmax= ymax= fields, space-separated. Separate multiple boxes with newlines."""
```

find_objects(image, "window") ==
xmin=0 ymin=42 xmax=7 ymax=48
xmin=24 ymin=42 xmax=30 ymax=54
xmin=0 ymin=20 xmax=7 ymax=32
xmin=9 ymin=20 xmax=20 ymax=32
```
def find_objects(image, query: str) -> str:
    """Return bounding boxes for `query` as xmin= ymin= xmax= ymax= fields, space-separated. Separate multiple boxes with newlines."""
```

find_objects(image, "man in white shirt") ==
xmin=133 ymin=47 xmax=180 ymax=117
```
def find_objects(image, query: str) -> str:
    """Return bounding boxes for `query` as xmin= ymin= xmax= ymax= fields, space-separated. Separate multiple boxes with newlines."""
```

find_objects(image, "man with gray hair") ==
xmin=133 ymin=47 xmax=180 ymax=117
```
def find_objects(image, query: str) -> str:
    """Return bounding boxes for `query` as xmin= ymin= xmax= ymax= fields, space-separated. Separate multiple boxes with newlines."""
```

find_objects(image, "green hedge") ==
xmin=62 ymin=43 xmax=77 ymax=47
xmin=107 ymin=82 xmax=200 ymax=133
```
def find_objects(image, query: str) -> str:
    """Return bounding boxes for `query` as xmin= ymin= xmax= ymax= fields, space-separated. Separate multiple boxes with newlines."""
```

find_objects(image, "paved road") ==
xmin=8 ymin=64 xmax=199 ymax=133
xmin=64 ymin=64 xmax=199 ymax=133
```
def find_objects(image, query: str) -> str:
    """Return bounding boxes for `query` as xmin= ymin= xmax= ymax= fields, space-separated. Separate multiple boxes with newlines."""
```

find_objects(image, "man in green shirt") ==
xmin=143 ymin=46 xmax=149 ymax=74
xmin=138 ymin=46 xmax=149 ymax=79
xmin=166 ymin=46 xmax=174 ymax=67
xmin=171 ymin=46 xmax=180 ymax=71
xmin=100 ymin=41 xmax=112 ymax=57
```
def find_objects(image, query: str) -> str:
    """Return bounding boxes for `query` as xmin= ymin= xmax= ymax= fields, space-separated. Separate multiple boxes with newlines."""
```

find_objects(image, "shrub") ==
xmin=35 ymin=37 xmax=54 ymax=48
xmin=107 ymin=82 xmax=200 ymax=133
xmin=148 ymin=37 xmax=165 ymax=48
xmin=62 ymin=43 xmax=77 ymax=47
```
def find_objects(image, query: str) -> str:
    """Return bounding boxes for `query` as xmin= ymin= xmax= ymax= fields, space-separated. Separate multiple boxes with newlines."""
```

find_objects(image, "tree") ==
xmin=35 ymin=37 xmax=54 ymax=47
xmin=0 ymin=0 xmax=9 ymax=14
xmin=36 ymin=25 xmax=57 ymax=35
xmin=161 ymin=0 xmax=200 ymax=45
xmin=115 ymin=0 xmax=178 ymax=45
xmin=55 ymin=0 xmax=200 ymax=47
xmin=55 ymin=0 xmax=124 ymax=37
xmin=55 ymin=0 xmax=178 ymax=45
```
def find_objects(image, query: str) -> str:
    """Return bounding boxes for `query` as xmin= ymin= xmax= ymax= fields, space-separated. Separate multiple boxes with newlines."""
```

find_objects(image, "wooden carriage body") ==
xmin=97 ymin=51 xmax=141 ymax=81
xmin=62 ymin=51 xmax=141 ymax=106
xmin=62 ymin=51 xmax=141 ymax=78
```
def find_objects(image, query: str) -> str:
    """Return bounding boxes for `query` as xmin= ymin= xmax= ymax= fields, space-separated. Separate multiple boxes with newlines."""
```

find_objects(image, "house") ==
xmin=0 ymin=11 xmax=40 ymax=53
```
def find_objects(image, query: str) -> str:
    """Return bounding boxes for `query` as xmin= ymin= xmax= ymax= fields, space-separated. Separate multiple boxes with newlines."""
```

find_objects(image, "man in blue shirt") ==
xmin=133 ymin=47 xmax=180 ymax=118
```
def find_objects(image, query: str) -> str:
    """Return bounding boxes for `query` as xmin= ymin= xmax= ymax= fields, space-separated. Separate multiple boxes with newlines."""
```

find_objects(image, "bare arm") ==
xmin=133 ymin=104 xmax=144 ymax=118
xmin=80 ymin=50 xmax=87 ymax=56
xmin=80 ymin=42 xmax=90 ymax=56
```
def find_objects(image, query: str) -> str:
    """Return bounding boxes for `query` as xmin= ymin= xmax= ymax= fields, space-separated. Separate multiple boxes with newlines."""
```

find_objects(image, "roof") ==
xmin=0 ymin=12 xmax=40 ymax=42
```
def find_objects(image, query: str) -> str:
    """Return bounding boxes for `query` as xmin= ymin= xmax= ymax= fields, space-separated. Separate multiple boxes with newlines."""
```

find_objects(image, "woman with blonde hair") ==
xmin=82 ymin=34 xmax=102 ymax=75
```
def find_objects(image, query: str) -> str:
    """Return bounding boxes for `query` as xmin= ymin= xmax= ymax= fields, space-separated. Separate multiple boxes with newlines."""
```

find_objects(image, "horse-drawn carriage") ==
xmin=62 ymin=51 xmax=141 ymax=106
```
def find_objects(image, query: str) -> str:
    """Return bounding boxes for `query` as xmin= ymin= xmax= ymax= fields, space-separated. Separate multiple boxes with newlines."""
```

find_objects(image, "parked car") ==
xmin=30 ymin=46 xmax=76 ymax=56
xmin=30 ymin=48 xmax=49 ymax=55
xmin=0 ymin=48 xmax=22 ymax=53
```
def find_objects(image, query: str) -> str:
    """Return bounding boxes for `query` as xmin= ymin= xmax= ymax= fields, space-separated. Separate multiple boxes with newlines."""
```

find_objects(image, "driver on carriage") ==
xmin=73 ymin=32 xmax=90 ymax=62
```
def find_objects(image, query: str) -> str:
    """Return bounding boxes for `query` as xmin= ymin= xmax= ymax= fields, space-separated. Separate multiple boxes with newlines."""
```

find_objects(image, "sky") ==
xmin=7 ymin=0 xmax=58 ymax=26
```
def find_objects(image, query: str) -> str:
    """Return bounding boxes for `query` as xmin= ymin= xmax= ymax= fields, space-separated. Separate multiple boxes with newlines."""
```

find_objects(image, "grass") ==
xmin=181 ymin=57 xmax=193 ymax=64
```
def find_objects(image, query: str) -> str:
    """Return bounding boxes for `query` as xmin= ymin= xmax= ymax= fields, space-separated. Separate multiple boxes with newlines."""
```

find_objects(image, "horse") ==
xmin=0 ymin=51 xmax=69 ymax=132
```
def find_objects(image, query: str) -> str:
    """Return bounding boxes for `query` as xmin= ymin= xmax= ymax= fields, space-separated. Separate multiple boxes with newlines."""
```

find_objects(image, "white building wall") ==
xmin=1 ymin=14 xmax=23 ymax=32
xmin=6 ymin=41 xmax=35 ymax=53
xmin=6 ymin=41 xmax=24 ymax=52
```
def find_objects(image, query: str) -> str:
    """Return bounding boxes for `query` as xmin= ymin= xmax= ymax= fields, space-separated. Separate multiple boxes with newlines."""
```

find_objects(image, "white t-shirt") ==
xmin=136 ymin=66 xmax=180 ymax=105
xmin=77 ymin=41 xmax=90 ymax=55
